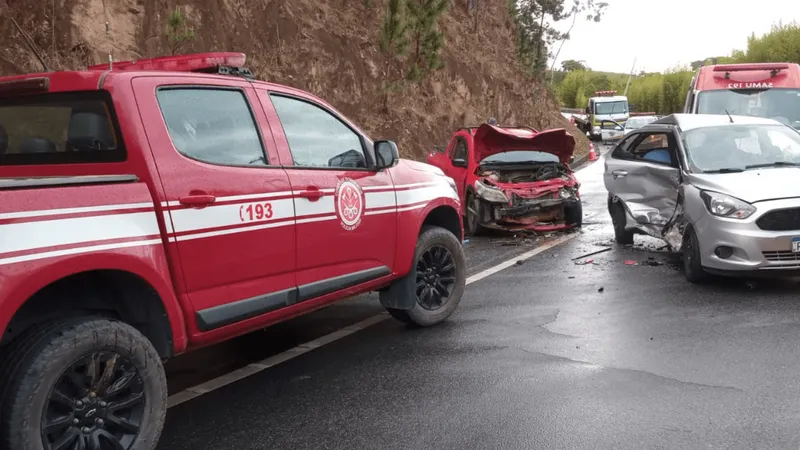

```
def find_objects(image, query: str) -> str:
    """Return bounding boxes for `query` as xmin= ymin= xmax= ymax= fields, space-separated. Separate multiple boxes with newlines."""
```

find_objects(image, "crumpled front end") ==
xmin=472 ymin=164 xmax=581 ymax=231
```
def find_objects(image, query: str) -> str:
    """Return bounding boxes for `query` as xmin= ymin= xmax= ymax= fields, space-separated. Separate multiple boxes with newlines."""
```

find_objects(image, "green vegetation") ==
xmin=166 ymin=7 xmax=195 ymax=56
xmin=508 ymin=0 xmax=607 ymax=78
xmin=554 ymin=22 xmax=800 ymax=114
xmin=379 ymin=0 xmax=410 ymax=109
xmin=406 ymin=0 xmax=448 ymax=81
xmin=378 ymin=0 xmax=448 ymax=106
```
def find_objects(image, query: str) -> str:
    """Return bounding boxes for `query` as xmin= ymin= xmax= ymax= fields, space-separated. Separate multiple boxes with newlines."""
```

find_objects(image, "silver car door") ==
xmin=604 ymin=130 xmax=681 ymax=230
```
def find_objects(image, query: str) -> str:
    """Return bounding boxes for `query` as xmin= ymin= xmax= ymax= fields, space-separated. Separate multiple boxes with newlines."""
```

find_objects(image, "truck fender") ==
xmin=380 ymin=198 xmax=462 ymax=310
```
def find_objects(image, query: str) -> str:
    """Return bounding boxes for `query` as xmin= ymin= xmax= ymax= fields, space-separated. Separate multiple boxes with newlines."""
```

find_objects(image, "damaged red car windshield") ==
xmin=480 ymin=150 xmax=561 ymax=164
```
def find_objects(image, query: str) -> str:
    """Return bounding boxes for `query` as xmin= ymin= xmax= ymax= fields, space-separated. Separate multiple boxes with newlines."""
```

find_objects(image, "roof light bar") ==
xmin=87 ymin=52 xmax=247 ymax=73
xmin=594 ymin=90 xmax=617 ymax=96
xmin=712 ymin=63 xmax=789 ymax=72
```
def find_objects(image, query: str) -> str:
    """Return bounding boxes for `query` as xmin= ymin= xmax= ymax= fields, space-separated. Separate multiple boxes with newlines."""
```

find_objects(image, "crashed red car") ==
xmin=427 ymin=124 xmax=582 ymax=234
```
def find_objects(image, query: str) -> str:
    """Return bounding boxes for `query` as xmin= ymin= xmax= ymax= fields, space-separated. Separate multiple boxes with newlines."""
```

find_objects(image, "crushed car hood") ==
xmin=473 ymin=124 xmax=576 ymax=164
xmin=689 ymin=168 xmax=800 ymax=203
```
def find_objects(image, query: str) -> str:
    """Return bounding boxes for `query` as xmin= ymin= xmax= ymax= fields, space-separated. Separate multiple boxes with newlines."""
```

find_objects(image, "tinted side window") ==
xmin=269 ymin=94 xmax=366 ymax=168
xmin=452 ymin=138 xmax=468 ymax=161
xmin=0 ymin=91 xmax=125 ymax=165
xmin=611 ymin=134 xmax=638 ymax=158
xmin=630 ymin=132 xmax=673 ymax=165
xmin=157 ymin=88 xmax=267 ymax=166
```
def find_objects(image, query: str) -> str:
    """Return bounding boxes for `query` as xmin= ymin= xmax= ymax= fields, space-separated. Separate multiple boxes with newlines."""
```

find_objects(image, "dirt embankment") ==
xmin=0 ymin=0 xmax=590 ymax=160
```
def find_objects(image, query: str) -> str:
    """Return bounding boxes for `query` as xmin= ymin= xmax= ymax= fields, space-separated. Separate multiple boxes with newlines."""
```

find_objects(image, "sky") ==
xmin=549 ymin=0 xmax=797 ymax=74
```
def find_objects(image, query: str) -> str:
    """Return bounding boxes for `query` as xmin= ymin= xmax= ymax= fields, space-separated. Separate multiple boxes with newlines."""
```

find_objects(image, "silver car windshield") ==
xmin=683 ymin=124 xmax=800 ymax=173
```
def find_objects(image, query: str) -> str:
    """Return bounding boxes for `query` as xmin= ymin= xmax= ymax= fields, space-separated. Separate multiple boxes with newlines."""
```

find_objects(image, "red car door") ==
xmin=133 ymin=76 xmax=296 ymax=337
xmin=256 ymin=87 xmax=397 ymax=299
xmin=447 ymin=134 xmax=472 ymax=206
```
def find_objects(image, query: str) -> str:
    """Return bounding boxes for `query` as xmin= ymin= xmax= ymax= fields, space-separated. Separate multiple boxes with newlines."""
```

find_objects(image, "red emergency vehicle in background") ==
xmin=0 ymin=52 xmax=466 ymax=450
xmin=683 ymin=62 xmax=800 ymax=129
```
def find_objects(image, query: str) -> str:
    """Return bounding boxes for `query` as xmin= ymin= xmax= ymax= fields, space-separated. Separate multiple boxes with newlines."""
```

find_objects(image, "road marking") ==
xmin=166 ymin=231 xmax=580 ymax=408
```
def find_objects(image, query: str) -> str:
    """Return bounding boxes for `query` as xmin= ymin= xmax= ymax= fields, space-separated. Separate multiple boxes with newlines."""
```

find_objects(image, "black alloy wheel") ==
xmin=415 ymin=244 xmax=457 ymax=311
xmin=42 ymin=351 xmax=146 ymax=450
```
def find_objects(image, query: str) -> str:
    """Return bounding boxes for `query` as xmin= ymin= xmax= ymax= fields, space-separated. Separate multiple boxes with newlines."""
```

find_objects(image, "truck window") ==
xmin=0 ymin=91 xmax=124 ymax=165
xmin=269 ymin=94 xmax=367 ymax=169
xmin=594 ymin=101 xmax=628 ymax=115
xmin=156 ymin=88 xmax=268 ymax=166
xmin=696 ymin=89 xmax=800 ymax=127
xmin=451 ymin=138 xmax=468 ymax=162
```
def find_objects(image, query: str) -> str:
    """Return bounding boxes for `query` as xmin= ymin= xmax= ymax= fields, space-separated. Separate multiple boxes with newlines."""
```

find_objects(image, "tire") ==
xmin=564 ymin=201 xmax=583 ymax=228
xmin=386 ymin=226 xmax=466 ymax=327
xmin=464 ymin=192 xmax=484 ymax=236
xmin=610 ymin=199 xmax=634 ymax=245
xmin=0 ymin=317 xmax=167 ymax=450
xmin=682 ymin=227 xmax=707 ymax=283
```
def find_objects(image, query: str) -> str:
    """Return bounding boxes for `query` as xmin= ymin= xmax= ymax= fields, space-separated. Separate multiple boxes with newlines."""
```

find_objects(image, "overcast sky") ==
xmin=550 ymin=0 xmax=797 ymax=74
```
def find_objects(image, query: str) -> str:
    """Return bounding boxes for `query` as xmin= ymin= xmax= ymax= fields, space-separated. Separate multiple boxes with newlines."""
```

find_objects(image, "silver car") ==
xmin=604 ymin=113 xmax=800 ymax=282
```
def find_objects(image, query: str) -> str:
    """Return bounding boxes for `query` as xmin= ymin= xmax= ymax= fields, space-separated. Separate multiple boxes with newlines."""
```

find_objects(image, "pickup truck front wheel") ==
xmin=387 ymin=226 xmax=466 ymax=327
xmin=0 ymin=317 xmax=166 ymax=450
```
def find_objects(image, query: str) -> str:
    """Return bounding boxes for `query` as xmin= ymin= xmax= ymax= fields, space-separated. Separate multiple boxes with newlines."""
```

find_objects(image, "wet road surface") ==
xmin=160 ymin=147 xmax=800 ymax=449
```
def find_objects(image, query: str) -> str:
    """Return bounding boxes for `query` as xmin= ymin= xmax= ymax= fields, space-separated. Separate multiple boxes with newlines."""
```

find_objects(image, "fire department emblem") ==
xmin=334 ymin=178 xmax=365 ymax=231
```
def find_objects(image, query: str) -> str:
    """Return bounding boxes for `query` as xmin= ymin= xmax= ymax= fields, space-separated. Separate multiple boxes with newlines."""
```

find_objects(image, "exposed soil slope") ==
xmin=0 ymin=0 xmax=590 ymax=160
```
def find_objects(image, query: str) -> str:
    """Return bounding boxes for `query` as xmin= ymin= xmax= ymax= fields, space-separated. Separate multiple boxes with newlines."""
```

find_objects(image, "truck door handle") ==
xmin=612 ymin=170 xmax=628 ymax=179
xmin=297 ymin=186 xmax=323 ymax=201
xmin=179 ymin=194 xmax=216 ymax=206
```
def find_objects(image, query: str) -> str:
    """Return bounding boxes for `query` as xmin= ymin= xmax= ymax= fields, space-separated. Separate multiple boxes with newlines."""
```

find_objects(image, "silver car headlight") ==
xmin=699 ymin=190 xmax=756 ymax=219
xmin=474 ymin=180 xmax=508 ymax=203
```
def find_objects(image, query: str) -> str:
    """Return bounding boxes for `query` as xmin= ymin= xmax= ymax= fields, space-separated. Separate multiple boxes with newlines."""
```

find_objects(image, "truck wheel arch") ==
xmin=390 ymin=199 xmax=463 ymax=278
xmin=380 ymin=202 xmax=463 ymax=311
xmin=0 ymin=257 xmax=185 ymax=360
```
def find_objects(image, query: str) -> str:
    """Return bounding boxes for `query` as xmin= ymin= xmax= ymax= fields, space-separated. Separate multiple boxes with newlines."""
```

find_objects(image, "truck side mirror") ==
xmin=585 ymin=106 xmax=590 ymax=114
xmin=374 ymin=140 xmax=399 ymax=169
xmin=569 ymin=156 xmax=575 ymax=164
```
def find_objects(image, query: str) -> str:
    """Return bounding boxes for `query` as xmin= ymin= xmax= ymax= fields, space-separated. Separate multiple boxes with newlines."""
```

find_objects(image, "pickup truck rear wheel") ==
xmin=0 ymin=317 xmax=166 ymax=450
xmin=386 ymin=225 xmax=466 ymax=327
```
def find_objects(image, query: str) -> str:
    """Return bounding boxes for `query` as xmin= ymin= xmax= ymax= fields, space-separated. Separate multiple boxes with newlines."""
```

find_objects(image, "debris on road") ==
xmin=641 ymin=257 xmax=664 ymax=266
xmin=515 ymin=260 xmax=525 ymax=266
xmin=571 ymin=247 xmax=611 ymax=261
xmin=598 ymin=286 xmax=604 ymax=293
xmin=574 ymin=259 xmax=595 ymax=265
xmin=624 ymin=260 xmax=637 ymax=265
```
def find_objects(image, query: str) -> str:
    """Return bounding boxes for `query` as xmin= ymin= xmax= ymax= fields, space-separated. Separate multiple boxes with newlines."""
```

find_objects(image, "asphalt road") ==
xmin=159 ymin=146 xmax=800 ymax=450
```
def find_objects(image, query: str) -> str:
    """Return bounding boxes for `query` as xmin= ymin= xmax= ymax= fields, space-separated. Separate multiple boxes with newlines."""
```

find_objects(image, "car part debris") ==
xmin=571 ymin=247 xmax=611 ymax=261
xmin=624 ymin=260 xmax=637 ymax=265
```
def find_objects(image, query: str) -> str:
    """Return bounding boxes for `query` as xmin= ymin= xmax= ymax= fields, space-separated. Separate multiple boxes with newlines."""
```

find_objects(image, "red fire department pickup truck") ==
xmin=0 ymin=52 xmax=465 ymax=450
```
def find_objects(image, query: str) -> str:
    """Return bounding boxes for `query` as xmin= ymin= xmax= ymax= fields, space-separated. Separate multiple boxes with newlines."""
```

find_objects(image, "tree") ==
xmin=379 ymin=0 xmax=410 ymax=110
xmin=561 ymin=59 xmax=587 ymax=72
xmin=548 ymin=0 xmax=607 ymax=83
xmin=166 ymin=7 xmax=194 ymax=56
xmin=405 ymin=0 xmax=448 ymax=81
xmin=511 ymin=0 xmax=606 ymax=79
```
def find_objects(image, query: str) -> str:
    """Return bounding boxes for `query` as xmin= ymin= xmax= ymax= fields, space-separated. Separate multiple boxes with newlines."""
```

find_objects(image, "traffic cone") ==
xmin=588 ymin=143 xmax=598 ymax=161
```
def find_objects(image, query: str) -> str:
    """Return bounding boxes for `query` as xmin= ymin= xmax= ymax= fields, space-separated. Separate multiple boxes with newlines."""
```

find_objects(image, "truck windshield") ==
xmin=683 ymin=123 xmax=800 ymax=172
xmin=594 ymin=101 xmax=628 ymax=115
xmin=696 ymin=88 xmax=800 ymax=129
xmin=0 ymin=91 xmax=124 ymax=165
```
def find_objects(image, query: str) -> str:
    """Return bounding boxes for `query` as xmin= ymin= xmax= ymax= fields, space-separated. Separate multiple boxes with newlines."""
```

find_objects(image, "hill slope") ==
xmin=0 ymin=0 xmax=589 ymax=160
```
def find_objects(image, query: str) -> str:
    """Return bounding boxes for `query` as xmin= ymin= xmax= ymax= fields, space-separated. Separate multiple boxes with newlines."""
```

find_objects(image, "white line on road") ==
xmin=166 ymin=231 xmax=581 ymax=408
